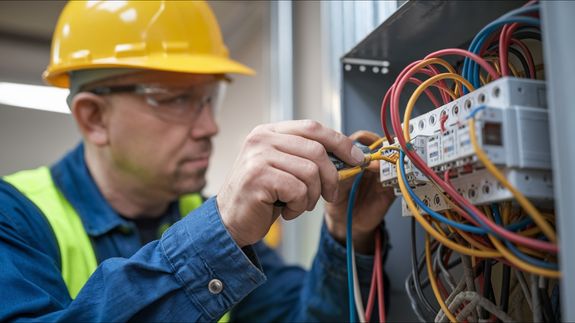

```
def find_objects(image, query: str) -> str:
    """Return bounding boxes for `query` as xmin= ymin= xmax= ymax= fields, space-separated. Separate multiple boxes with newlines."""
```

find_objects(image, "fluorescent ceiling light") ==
xmin=0 ymin=82 xmax=70 ymax=114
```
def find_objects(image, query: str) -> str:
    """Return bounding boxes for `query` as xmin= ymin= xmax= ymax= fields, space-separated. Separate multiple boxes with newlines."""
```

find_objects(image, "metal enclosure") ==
xmin=340 ymin=0 xmax=574 ymax=321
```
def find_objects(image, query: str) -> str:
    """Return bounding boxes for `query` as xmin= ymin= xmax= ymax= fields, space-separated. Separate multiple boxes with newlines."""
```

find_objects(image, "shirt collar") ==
xmin=50 ymin=143 xmax=131 ymax=236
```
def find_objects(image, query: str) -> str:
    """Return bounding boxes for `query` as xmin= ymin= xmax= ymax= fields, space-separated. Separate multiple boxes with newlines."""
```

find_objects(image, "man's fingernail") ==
xmin=351 ymin=146 xmax=365 ymax=165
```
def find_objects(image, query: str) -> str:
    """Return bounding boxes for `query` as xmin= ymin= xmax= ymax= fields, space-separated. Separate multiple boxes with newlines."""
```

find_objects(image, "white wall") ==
xmin=205 ymin=2 xmax=271 ymax=196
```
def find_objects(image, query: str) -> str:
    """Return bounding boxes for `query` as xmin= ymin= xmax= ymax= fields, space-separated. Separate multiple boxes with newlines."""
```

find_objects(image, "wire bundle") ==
xmin=344 ymin=1 xmax=560 ymax=322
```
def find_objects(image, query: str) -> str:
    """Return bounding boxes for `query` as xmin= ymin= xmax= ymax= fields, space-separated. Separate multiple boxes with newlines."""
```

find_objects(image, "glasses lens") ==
xmin=143 ymin=80 xmax=226 ymax=124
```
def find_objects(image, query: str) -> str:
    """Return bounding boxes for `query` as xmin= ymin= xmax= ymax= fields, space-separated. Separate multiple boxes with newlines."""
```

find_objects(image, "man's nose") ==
xmin=190 ymin=105 xmax=219 ymax=138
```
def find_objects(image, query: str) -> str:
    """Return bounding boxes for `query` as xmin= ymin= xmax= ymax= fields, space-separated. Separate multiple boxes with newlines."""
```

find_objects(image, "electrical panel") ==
xmin=340 ymin=1 xmax=572 ymax=322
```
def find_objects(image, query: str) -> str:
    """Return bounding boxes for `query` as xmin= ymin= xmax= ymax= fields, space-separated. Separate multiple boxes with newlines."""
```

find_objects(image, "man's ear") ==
xmin=71 ymin=92 xmax=111 ymax=146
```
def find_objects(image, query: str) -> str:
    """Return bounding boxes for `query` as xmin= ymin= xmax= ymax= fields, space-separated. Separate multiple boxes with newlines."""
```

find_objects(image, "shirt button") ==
xmin=208 ymin=279 xmax=224 ymax=294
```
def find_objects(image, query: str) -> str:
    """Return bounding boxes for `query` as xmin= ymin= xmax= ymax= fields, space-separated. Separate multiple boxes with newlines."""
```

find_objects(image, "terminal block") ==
xmin=380 ymin=137 xmax=428 ymax=187
xmin=376 ymin=77 xmax=553 ymax=215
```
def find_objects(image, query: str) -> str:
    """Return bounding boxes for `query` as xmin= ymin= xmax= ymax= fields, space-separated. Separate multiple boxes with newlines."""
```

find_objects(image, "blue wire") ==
xmin=466 ymin=105 xmax=487 ymax=119
xmin=398 ymin=151 xmax=534 ymax=235
xmin=346 ymin=171 xmax=364 ymax=323
xmin=491 ymin=204 xmax=559 ymax=270
xmin=463 ymin=16 xmax=540 ymax=90
xmin=463 ymin=5 xmax=540 ymax=84
xmin=460 ymin=4 xmax=541 ymax=92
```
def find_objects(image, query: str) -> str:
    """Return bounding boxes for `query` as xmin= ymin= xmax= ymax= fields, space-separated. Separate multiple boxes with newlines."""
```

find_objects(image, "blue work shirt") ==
xmin=0 ymin=144 xmax=387 ymax=322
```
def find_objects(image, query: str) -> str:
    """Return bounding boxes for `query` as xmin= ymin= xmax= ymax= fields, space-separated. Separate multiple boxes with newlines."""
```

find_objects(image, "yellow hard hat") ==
xmin=43 ymin=0 xmax=254 ymax=88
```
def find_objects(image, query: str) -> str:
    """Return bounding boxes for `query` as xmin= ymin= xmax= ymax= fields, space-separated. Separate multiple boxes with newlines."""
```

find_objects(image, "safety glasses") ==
xmin=87 ymin=80 xmax=227 ymax=124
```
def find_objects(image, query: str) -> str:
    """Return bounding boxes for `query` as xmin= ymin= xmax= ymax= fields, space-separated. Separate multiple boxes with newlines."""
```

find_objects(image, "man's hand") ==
xmin=325 ymin=130 xmax=395 ymax=254
xmin=217 ymin=120 xmax=366 ymax=247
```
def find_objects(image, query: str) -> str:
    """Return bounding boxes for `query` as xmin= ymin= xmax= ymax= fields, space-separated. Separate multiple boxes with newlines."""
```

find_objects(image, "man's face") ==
xmin=96 ymin=71 xmax=220 ymax=198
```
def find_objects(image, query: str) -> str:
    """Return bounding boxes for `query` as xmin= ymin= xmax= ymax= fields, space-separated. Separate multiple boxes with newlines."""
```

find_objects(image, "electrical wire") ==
xmin=436 ymin=244 xmax=456 ymax=291
xmin=346 ymin=172 xmax=364 ymax=322
xmin=463 ymin=5 xmax=541 ymax=87
xmin=351 ymin=243 xmax=366 ymax=322
xmin=445 ymin=291 xmax=515 ymax=322
xmin=492 ymin=204 xmax=559 ymax=271
xmin=500 ymin=264 xmax=511 ymax=316
xmin=410 ymin=218 xmax=439 ymax=317
xmin=375 ymin=229 xmax=386 ymax=323
xmin=397 ymin=151 xmax=500 ymax=258
xmin=425 ymin=233 xmax=457 ymax=322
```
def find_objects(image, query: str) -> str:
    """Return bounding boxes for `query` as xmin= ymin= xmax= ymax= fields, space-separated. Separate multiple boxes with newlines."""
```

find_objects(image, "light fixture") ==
xmin=0 ymin=82 xmax=70 ymax=114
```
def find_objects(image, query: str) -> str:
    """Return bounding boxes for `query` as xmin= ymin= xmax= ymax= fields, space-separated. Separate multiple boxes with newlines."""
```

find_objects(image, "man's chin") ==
xmin=175 ymin=176 xmax=206 ymax=196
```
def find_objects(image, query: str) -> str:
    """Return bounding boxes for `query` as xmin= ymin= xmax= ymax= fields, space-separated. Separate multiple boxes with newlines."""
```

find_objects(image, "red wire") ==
xmin=389 ymin=48 xmax=558 ymax=254
xmin=365 ymin=229 xmax=386 ymax=322
xmin=375 ymin=229 xmax=386 ymax=323
xmin=418 ymin=68 xmax=452 ymax=104
xmin=500 ymin=23 xmax=521 ymax=76
xmin=501 ymin=0 xmax=540 ymax=76
xmin=436 ymin=275 xmax=449 ymax=299
xmin=510 ymin=38 xmax=536 ymax=78
xmin=380 ymin=85 xmax=395 ymax=144
xmin=380 ymin=65 xmax=455 ymax=144
xmin=439 ymin=113 xmax=448 ymax=133
xmin=365 ymin=255 xmax=377 ymax=321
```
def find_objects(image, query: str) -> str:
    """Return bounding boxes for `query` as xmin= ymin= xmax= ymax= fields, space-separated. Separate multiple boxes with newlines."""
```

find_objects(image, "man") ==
xmin=0 ymin=1 xmax=394 ymax=321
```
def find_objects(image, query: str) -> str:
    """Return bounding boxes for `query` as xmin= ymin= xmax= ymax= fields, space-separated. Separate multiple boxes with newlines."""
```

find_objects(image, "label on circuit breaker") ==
xmin=441 ymin=129 xmax=457 ymax=162
xmin=380 ymin=161 xmax=392 ymax=185
xmin=379 ymin=145 xmax=399 ymax=186
xmin=426 ymin=134 xmax=441 ymax=167
xmin=380 ymin=137 xmax=429 ymax=187
xmin=457 ymin=124 xmax=472 ymax=156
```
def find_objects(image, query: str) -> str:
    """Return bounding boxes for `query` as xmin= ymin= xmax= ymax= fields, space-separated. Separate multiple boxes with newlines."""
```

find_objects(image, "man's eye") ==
xmin=156 ymin=94 xmax=191 ymax=106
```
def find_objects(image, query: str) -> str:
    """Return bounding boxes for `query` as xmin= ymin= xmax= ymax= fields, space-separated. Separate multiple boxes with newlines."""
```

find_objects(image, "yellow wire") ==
xmin=380 ymin=145 xmax=401 ymax=152
xmin=481 ymin=206 xmax=559 ymax=277
xmin=485 ymin=56 xmax=522 ymax=78
xmin=396 ymin=158 xmax=500 ymax=258
xmin=368 ymin=137 xmax=388 ymax=151
xmin=487 ymin=233 xmax=560 ymax=278
xmin=338 ymin=167 xmax=362 ymax=181
xmin=371 ymin=155 xmax=398 ymax=164
xmin=502 ymin=202 xmax=511 ymax=225
xmin=405 ymin=58 xmax=461 ymax=100
xmin=468 ymin=118 xmax=557 ymax=243
xmin=444 ymin=210 xmax=499 ymax=252
xmin=403 ymin=73 xmax=475 ymax=141
xmin=425 ymin=233 xmax=457 ymax=323
xmin=435 ymin=84 xmax=458 ymax=102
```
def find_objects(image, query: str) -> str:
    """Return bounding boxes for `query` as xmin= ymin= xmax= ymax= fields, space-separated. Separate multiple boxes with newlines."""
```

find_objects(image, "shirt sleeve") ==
xmin=0 ymin=194 xmax=266 ymax=322
xmin=232 ymin=221 xmax=389 ymax=322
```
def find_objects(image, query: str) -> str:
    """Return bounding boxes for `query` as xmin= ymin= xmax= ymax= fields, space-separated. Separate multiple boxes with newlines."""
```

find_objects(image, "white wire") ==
xmin=351 ymin=242 xmax=366 ymax=322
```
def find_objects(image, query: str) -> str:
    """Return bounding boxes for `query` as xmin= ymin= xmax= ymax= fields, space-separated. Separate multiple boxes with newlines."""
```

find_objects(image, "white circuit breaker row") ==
xmin=377 ymin=77 xmax=554 ymax=216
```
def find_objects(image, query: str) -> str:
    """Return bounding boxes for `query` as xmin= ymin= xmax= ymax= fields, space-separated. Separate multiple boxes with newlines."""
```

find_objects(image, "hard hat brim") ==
xmin=44 ymin=55 xmax=255 ymax=88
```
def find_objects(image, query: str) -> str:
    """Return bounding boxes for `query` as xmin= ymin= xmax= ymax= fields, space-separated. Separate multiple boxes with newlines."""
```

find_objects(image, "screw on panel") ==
xmin=493 ymin=86 xmax=501 ymax=98
xmin=478 ymin=93 xmax=486 ymax=103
